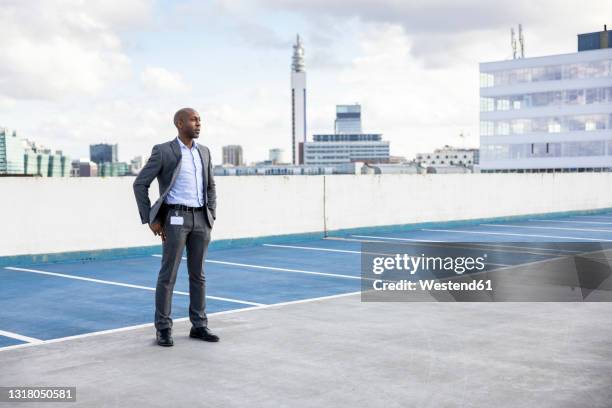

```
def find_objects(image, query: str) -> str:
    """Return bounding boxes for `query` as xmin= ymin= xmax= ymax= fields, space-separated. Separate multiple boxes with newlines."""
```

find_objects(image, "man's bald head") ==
xmin=174 ymin=108 xmax=197 ymax=128
xmin=173 ymin=108 xmax=201 ymax=140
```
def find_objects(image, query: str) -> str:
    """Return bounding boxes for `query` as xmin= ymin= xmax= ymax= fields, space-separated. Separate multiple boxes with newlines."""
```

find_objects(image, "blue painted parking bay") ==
xmin=1 ymin=210 xmax=611 ymax=349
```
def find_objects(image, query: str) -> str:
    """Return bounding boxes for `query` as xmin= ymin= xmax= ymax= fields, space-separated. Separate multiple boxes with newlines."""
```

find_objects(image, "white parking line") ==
xmin=530 ymin=219 xmax=612 ymax=226
xmin=349 ymin=234 xmax=576 ymax=256
xmin=421 ymin=229 xmax=612 ymax=242
xmin=265 ymin=238 xmax=513 ymax=267
xmin=3 ymin=267 xmax=263 ymax=307
xmin=0 ymin=330 xmax=42 ymax=344
xmin=151 ymin=254 xmax=360 ymax=280
xmin=352 ymin=235 xmax=443 ymax=243
xmin=0 ymin=290 xmax=362 ymax=353
xmin=264 ymin=243 xmax=362 ymax=254
xmin=263 ymin=243 xmax=415 ymax=258
xmin=480 ymin=223 xmax=612 ymax=233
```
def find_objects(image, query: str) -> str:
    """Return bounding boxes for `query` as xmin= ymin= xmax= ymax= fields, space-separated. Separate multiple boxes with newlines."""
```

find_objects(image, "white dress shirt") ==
xmin=165 ymin=137 xmax=205 ymax=207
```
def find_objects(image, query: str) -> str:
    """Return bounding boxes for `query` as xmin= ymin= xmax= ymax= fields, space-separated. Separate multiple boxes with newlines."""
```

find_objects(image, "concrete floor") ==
xmin=1 ymin=294 xmax=612 ymax=408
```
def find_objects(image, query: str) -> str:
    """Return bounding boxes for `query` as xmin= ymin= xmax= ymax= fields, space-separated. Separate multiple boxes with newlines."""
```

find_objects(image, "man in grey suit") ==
xmin=133 ymin=107 xmax=219 ymax=347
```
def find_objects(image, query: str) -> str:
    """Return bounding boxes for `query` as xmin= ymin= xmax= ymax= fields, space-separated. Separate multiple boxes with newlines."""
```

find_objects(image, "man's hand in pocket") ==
xmin=149 ymin=222 xmax=166 ymax=242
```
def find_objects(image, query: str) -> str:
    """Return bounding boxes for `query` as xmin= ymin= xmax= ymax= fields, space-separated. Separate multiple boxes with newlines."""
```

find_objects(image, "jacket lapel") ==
xmin=162 ymin=138 xmax=182 ymax=199
xmin=170 ymin=138 xmax=181 ymax=160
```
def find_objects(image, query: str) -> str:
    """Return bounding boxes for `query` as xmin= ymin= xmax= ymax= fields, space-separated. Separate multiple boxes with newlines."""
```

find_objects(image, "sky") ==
xmin=1 ymin=0 xmax=611 ymax=164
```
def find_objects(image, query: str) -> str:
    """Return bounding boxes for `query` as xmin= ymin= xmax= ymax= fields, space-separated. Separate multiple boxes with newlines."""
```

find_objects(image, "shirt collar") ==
xmin=176 ymin=136 xmax=196 ymax=151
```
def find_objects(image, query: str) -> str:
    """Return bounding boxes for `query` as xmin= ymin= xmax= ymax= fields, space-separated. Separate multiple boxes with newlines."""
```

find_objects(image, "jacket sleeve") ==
xmin=206 ymin=147 xmax=216 ymax=219
xmin=133 ymin=144 xmax=163 ymax=224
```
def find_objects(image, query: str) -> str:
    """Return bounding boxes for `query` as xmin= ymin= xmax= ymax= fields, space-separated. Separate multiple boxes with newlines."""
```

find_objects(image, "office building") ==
xmin=304 ymin=104 xmax=389 ymax=165
xmin=72 ymin=160 xmax=98 ymax=177
xmin=36 ymin=150 xmax=50 ymax=178
xmin=416 ymin=146 xmax=479 ymax=168
xmin=479 ymin=28 xmax=612 ymax=172
xmin=304 ymin=134 xmax=389 ymax=165
xmin=269 ymin=148 xmax=286 ymax=164
xmin=291 ymin=35 xmax=307 ymax=164
xmin=222 ymin=145 xmax=244 ymax=166
xmin=23 ymin=139 xmax=70 ymax=177
xmin=129 ymin=156 xmax=144 ymax=175
xmin=90 ymin=143 xmax=118 ymax=164
xmin=335 ymin=104 xmax=362 ymax=134
xmin=48 ymin=151 xmax=63 ymax=177
xmin=214 ymin=164 xmax=337 ymax=176
xmin=0 ymin=128 xmax=24 ymax=175
xmin=99 ymin=161 xmax=129 ymax=177
xmin=578 ymin=25 xmax=612 ymax=51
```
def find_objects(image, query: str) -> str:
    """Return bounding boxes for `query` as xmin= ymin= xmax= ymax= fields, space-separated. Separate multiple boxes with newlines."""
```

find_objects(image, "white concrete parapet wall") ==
xmin=323 ymin=173 xmax=612 ymax=230
xmin=1 ymin=173 xmax=611 ymax=257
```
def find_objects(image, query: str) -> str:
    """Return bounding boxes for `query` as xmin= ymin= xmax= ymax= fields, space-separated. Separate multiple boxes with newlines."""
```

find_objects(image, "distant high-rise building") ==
xmin=73 ymin=159 xmax=98 ymax=177
xmin=269 ymin=148 xmax=286 ymax=164
xmin=222 ymin=145 xmax=244 ymax=166
xmin=90 ymin=143 xmax=118 ymax=164
xmin=291 ymin=34 xmax=307 ymax=165
xmin=479 ymin=29 xmax=612 ymax=172
xmin=335 ymin=104 xmax=362 ymax=134
xmin=0 ymin=128 xmax=24 ymax=175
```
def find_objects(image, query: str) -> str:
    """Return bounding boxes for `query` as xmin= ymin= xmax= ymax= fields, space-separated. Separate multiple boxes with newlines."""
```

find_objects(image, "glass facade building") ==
xmin=0 ymin=128 xmax=24 ymax=175
xmin=479 ymin=47 xmax=612 ymax=172
xmin=99 ymin=161 xmax=129 ymax=177
xmin=335 ymin=104 xmax=362 ymax=134
xmin=90 ymin=143 xmax=118 ymax=165
xmin=48 ymin=152 xmax=70 ymax=177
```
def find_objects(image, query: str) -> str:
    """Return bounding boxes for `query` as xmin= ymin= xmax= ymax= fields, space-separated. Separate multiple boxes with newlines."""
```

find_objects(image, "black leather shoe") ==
xmin=156 ymin=328 xmax=174 ymax=347
xmin=189 ymin=327 xmax=219 ymax=342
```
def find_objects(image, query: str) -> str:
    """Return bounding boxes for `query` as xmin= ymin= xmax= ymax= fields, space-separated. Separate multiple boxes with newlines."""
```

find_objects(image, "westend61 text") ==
xmin=373 ymin=279 xmax=493 ymax=291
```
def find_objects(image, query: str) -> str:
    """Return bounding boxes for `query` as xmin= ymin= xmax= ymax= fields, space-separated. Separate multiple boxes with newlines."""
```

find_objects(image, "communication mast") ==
xmin=518 ymin=24 xmax=525 ymax=58
xmin=511 ymin=27 xmax=517 ymax=59
xmin=510 ymin=24 xmax=525 ymax=59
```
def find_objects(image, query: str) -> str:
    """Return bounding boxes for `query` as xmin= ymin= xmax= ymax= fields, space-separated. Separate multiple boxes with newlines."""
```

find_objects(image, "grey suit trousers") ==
xmin=155 ymin=208 xmax=211 ymax=330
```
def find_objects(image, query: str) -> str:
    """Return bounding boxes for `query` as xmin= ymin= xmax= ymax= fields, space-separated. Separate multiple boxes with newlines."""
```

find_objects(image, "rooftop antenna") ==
xmin=518 ymin=23 xmax=525 ymax=58
xmin=511 ymin=27 xmax=517 ymax=59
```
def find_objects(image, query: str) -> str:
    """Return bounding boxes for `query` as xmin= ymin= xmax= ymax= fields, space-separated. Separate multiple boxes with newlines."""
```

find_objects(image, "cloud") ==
xmin=0 ymin=0 xmax=152 ymax=101
xmin=140 ymin=67 xmax=191 ymax=93
xmin=250 ymin=0 xmax=612 ymax=66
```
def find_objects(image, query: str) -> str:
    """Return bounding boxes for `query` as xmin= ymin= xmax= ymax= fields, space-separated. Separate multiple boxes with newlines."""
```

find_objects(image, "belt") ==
xmin=167 ymin=204 xmax=205 ymax=212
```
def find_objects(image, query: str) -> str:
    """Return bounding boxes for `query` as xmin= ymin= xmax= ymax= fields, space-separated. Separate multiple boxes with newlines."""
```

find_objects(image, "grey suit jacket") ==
xmin=133 ymin=138 xmax=216 ymax=228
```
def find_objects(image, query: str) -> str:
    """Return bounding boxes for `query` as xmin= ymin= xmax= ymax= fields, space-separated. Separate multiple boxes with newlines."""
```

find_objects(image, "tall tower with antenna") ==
xmin=518 ymin=24 xmax=525 ymax=58
xmin=511 ymin=27 xmax=517 ymax=59
xmin=291 ymin=34 xmax=307 ymax=165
